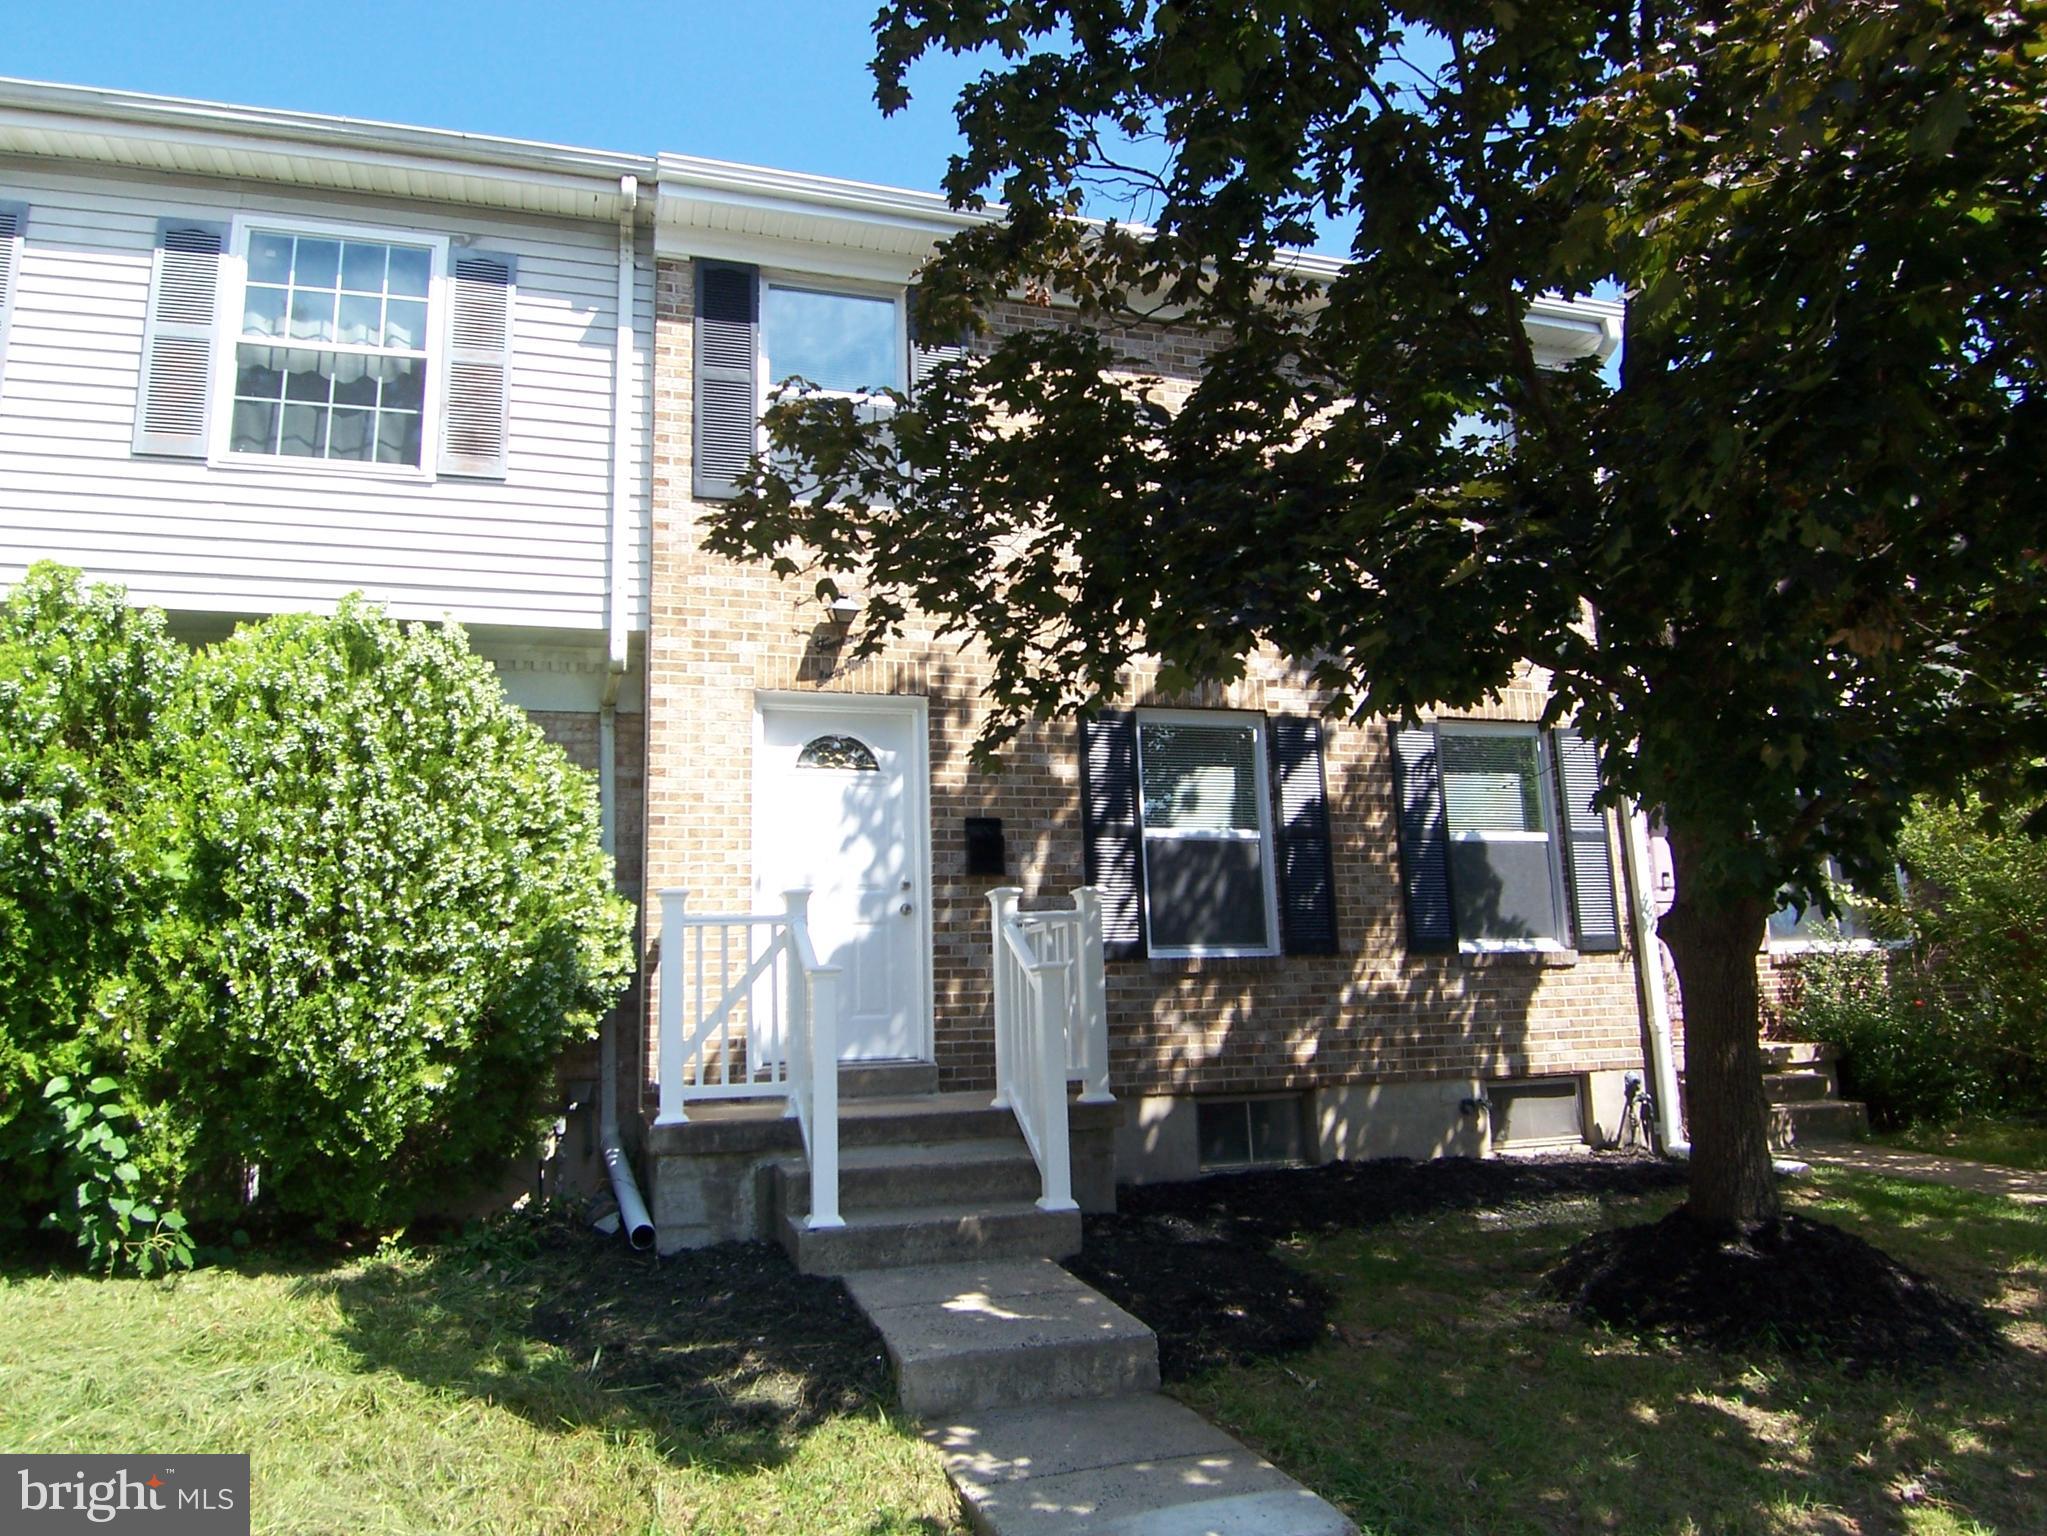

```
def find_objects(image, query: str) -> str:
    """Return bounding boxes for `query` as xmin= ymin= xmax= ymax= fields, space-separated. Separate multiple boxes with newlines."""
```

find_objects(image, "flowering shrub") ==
xmin=145 ymin=598 xmax=635 ymax=1229
xmin=1 ymin=567 xmax=635 ymax=1246
xmin=0 ymin=565 xmax=185 ymax=1234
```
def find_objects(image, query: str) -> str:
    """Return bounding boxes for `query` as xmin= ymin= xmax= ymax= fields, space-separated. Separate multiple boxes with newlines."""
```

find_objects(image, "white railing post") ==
xmin=807 ymin=962 xmax=844 ymax=1229
xmin=988 ymin=887 xmax=1023 ymax=1109
xmin=654 ymin=889 xmax=690 ymax=1126
xmin=1072 ymin=886 xmax=1113 ymax=1103
xmin=1034 ymin=959 xmax=1077 ymax=1212
xmin=783 ymin=890 xmax=811 ymax=1120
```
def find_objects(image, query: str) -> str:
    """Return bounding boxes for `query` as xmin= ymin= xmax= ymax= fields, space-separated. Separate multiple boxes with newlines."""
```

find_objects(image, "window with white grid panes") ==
xmin=229 ymin=228 xmax=437 ymax=467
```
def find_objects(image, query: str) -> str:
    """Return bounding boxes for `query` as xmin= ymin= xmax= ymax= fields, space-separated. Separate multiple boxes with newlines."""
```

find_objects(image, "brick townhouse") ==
xmin=0 ymin=80 xmax=1680 ymax=1260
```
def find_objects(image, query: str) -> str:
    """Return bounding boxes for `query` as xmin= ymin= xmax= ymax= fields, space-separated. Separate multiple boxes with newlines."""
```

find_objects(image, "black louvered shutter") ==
xmin=1389 ymin=725 xmax=1457 ymax=953
xmin=133 ymin=218 xmax=228 ymax=458
xmin=1551 ymin=728 xmax=1622 ymax=952
xmin=1268 ymin=716 xmax=1338 ymax=955
xmin=693 ymin=261 xmax=758 ymax=499
xmin=439 ymin=249 xmax=516 ymax=478
xmin=0 ymin=202 xmax=25 ymax=393
xmin=1080 ymin=712 xmax=1147 ymax=959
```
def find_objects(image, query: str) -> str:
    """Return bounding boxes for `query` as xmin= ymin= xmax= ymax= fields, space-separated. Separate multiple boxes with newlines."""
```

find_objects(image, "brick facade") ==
xmin=642 ymin=255 xmax=1655 ymax=1132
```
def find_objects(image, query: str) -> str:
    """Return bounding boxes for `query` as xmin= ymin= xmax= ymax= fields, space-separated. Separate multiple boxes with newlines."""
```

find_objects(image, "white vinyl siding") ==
xmin=0 ymin=168 xmax=650 ymax=633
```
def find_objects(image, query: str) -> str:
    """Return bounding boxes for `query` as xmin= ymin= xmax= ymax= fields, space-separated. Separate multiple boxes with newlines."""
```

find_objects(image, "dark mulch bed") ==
xmin=1067 ymin=1217 xmax=1333 ymax=1381
xmin=1068 ymin=1152 xmax=1685 ymax=1381
xmin=1545 ymin=1206 xmax=2004 ymax=1375
xmin=515 ymin=1215 xmax=893 ymax=1432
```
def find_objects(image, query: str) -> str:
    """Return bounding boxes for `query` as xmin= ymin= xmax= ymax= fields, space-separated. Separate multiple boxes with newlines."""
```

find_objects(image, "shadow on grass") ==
xmin=1091 ymin=1156 xmax=2047 ymax=1535
xmin=314 ymin=1211 xmax=903 ymax=1477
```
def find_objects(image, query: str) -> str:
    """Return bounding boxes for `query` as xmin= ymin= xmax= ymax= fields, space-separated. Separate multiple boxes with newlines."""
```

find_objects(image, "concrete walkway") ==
xmin=843 ymin=1259 xmax=1357 ymax=1535
xmin=1799 ymin=1144 xmax=2047 ymax=1204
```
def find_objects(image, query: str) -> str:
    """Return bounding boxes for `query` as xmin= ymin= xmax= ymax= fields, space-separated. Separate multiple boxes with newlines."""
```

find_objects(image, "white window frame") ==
xmin=1767 ymin=857 xmax=1908 ymax=953
xmin=1134 ymin=707 xmax=1282 ymax=960
xmin=208 ymin=213 xmax=450 ymax=480
xmin=756 ymin=272 xmax=906 ymax=433
xmin=1437 ymin=721 xmax=1572 ymax=954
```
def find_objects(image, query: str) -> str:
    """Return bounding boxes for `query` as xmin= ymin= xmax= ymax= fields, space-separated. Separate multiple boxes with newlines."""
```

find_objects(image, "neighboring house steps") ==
xmin=1762 ymin=1039 xmax=1871 ymax=1149
xmin=1677 ymin=1040 xmax=1870 ymax=1152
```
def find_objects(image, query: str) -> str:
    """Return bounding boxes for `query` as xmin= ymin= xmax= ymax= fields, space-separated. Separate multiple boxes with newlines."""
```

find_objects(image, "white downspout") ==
xmin=1620 ymin=802 xmax=1689 ymax=1157
xmin=598 ymin=173 xmax=654 ymax=1250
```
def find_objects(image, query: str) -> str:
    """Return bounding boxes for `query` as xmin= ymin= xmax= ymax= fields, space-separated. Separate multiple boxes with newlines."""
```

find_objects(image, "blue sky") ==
xmin=8 ymin=1 xmax=992 ymax=197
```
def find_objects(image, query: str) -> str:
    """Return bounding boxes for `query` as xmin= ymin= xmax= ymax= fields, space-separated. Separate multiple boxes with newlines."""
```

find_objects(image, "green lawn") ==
xmin=1174 ymin=1171 xmax=2047 ymax=1536
xmin=1874 ymin=1119 xmax=2047 ymax=1174
xmin=0 ymin=1227 xmax=961 ymax=1536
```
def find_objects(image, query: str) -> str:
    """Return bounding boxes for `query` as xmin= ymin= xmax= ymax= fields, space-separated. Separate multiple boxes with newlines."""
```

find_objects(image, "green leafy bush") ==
xmin=1787 ymin=793 xmax=2047 ymax=1127
xmin=1790 ymin=945 xmax=2000 ymax=1128
xmin=36 ymin=1072 xmax=194 ymax=1277
xmin=0 ymin=566 xmax=186 ymax=1231
xmin=145 ymin=599 xmax=635 ymax=1229
xmin=0 ymin=567 xmax=635 ymax=1245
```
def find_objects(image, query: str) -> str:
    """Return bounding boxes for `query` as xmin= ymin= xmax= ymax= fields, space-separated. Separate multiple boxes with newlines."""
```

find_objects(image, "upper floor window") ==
xmin=132 ymin=215 xmax=511 ymax=475
xmin=226 ymin=222 xmax=446 ymax=469
xmin=692 ymin=262 xmax=912 ymax=501
xmin=761 ymin=282 xmax=902 ymax=399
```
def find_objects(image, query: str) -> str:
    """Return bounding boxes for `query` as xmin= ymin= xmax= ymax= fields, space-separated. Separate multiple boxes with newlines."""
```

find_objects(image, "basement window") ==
xmin=1490 ymin=1079 xmax=1585 ymax=1146
xmin=1197 ymin=1096 xmax=1305 ymax=1171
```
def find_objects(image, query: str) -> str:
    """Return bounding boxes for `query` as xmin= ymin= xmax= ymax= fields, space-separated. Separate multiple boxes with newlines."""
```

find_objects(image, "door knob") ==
xmin=900 ymin=901 xmax=914 ymax=916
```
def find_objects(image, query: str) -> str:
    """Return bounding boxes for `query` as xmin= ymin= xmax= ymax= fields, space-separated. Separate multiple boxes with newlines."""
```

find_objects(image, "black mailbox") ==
xmin=964 ymin=817 xmax=1006 ymax=876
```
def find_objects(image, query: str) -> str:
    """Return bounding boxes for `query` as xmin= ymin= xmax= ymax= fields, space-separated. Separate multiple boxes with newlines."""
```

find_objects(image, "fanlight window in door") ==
xmin=797 ymin=734 xmax=879 ymax=771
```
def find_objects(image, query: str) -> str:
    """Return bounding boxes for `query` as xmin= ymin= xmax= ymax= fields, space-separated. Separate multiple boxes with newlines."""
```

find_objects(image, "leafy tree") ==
xmin=710 ymin=0 xmax=2047 ymax=1228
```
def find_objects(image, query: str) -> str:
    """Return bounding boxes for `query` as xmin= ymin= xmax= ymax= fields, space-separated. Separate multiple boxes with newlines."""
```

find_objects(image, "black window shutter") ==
xmin=1080 ymin=712 xmax=1147 ymax=959
xmin=1268 ymin=715 xmax=1338 ymax=955
xmin=1551 ymin=727 xmax=1622 ymax=952
xmin=1389 ymin=724 xmax=1457 ymax=953
xmin=693 ymin=260 xmax=757 ymax=500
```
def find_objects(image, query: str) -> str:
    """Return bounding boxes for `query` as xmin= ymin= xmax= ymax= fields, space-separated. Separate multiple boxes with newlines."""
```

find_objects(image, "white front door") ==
xmin=753 ymin=699 xmax=929 ymax=1062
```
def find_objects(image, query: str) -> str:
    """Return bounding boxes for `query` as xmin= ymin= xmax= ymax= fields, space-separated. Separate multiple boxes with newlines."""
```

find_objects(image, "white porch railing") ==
xmin=653 ymin=888 xmax=842 ymax=1229
xmin=989 ymin=886 xmax=1111 ymax=1212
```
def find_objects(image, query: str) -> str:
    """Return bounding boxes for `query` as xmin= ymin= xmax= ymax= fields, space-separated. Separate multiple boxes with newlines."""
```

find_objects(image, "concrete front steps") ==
xmin=646 ymin=1069 xmax=1115 ymax=1256
xmin=1763 ymin=1041 xmax=1870 ymax=1149
xmin=843 ymin=1260 xmax=1357 ymax=1534
xmin=771 ymin=1094 xmax=1100 ymax=1275
xmin=845 ymin=1259 xmax=1157 ymax=1416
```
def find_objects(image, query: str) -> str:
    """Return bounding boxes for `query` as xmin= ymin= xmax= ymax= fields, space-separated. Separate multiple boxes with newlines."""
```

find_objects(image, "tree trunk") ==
xmin=1659 ymin=830 xmax=1781 ymax=1229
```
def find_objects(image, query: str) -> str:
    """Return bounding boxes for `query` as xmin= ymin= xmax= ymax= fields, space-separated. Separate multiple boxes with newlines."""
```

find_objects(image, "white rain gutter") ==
xmin=598 ymin=173 xmax=654 ymax=1250
xmin=1621 ymin=803 xmax=1690 ymax=1157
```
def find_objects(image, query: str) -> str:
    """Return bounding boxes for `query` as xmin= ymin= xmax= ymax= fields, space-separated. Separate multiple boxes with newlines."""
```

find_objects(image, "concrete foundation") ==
xmin=1112 ymin=1069 xmax=1661 ymax=1184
